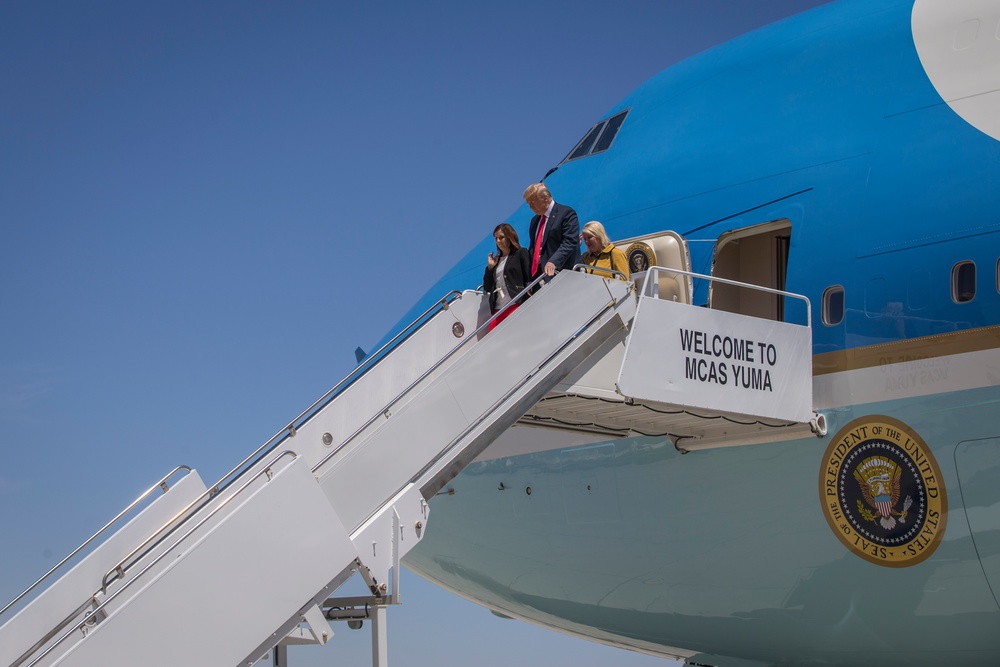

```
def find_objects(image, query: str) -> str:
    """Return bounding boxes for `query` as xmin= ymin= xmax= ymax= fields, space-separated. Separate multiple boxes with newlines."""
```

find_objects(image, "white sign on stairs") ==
xmin=617 ymin=296 xmax=813 ymax=424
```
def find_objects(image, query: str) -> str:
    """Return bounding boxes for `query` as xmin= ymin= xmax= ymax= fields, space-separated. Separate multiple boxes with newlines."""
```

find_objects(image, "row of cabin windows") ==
xmin=820 ymin=260 xmax=983 ymax=326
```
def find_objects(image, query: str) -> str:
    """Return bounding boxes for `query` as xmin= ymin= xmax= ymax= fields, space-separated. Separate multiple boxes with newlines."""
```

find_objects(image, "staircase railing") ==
xmin=0 ymin=465 xmax=192 ymax=621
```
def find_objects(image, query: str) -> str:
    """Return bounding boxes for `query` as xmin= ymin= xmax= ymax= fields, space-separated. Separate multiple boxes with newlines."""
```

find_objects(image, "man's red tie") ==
xmin=531 ymin=214 xmax=547 ymax=275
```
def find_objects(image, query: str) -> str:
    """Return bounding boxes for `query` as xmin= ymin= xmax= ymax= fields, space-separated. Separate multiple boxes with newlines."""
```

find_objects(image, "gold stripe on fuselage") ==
xmin=813 ymin=324 xmax=1000 ymax=376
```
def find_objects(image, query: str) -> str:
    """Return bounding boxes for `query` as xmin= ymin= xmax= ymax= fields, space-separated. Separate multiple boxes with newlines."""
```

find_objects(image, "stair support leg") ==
xmin=371 ymin=604 xmax=388 ymax=667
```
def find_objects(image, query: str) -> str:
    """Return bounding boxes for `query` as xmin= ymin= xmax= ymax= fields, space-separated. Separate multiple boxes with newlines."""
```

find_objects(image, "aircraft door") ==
xmin=710 ymin=219 xmax=791 ymax=321
xmin=955 ymin=437 xmax=1000 ymax=609
xmin=621 ymin=230 xmax=693 ymax=303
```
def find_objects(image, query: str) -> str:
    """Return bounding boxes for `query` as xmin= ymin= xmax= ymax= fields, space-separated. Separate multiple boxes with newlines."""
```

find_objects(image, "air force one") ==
xmin=3 ymin=1 xmax=1000 ymax=666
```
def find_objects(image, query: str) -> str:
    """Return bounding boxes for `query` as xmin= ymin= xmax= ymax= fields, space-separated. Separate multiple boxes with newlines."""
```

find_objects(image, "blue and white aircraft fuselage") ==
xmin=398 ymin=2 xmax=1000 ymax=666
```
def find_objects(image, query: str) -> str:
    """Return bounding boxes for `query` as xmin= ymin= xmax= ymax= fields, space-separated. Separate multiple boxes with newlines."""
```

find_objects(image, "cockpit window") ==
xmin=562 ymin=110 xmax=629 ymax=163
xmin=592 ymin=111 xmax=627 ymax=153
xmin=567 ymin=123 xmax=605 ymax=161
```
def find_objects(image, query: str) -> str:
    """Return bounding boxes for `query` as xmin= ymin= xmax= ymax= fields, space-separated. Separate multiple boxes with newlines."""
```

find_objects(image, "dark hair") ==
xmin=493 ymin=223 xmax=522 ymax=254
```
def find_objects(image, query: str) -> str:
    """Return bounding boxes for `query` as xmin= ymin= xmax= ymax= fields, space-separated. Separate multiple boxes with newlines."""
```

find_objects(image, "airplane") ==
xmin=3 ymin=1 xmax=999 ymax=667
xmin=395 ymin=0 xmax=1000 ymax=666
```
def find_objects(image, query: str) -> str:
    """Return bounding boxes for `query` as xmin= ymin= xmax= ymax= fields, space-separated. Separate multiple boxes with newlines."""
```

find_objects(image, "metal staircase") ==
xmin=1 ymin=264 xmax=823 ymax=666
xmin=0 ymin=269 xmax=637 ymax=667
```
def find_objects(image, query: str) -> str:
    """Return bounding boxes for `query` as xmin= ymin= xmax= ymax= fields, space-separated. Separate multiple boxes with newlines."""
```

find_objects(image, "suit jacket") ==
xmin=528 ymin=202 xmax=583 ymax=279
xmin=483 ymin=246 xmax=532 ymax=312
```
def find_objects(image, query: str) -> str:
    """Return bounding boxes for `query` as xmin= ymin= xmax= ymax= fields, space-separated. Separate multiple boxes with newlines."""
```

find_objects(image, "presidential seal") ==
xmin=818 ymin=415 xmax=946 ymax=567
xmin=625 ymin=242 xmax=655 ymax=274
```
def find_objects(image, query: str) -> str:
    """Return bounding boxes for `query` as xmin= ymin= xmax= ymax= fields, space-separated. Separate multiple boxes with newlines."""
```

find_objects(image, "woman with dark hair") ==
xmin=484 ymin=223 xmax=531 ymax=331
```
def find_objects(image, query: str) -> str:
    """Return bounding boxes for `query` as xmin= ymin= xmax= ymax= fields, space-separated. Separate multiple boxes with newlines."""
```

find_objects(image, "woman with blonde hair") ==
xmin=581 ymin=221 xmax=630 ymax=280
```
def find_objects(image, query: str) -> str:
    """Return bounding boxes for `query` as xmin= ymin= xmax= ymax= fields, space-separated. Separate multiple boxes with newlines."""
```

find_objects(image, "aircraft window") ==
xmin=822 ymin=286 xmax=844 ymax=326
xmin=592 ymin=110 xmax=628 ymax=153
xmin=567 ymin=122 xmax=606 ymax=161
xmin=562 ymin=110 xmax=630 ymax=163
xmin=952 ymin=260 xmax=976 ymax=303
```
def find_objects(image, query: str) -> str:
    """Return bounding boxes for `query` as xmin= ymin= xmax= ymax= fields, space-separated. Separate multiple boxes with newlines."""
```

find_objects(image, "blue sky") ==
xmin=1 ymin=2 xmax=829 ymax=664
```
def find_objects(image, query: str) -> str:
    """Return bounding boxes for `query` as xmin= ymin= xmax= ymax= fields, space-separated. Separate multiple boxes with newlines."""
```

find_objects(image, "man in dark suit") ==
xmin=523 ymin=183 xmax=582 ymax=281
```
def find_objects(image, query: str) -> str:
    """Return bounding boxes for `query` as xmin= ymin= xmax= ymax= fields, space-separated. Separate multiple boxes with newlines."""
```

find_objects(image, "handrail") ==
xmin=26 ymin=451 xmax=299 ymax=667
xmin=216 ymin=290 xmax=465 ymax=494
xmin=97 ymin=290 xmax=466 ymax=595
xmin=313 ymin=272 xmax=551 ymax=473
xmin=573 ymin=263 xmax=628 ymax=281
xmin=0 ymin=465 xmax=192 ymax=620
xmin=413 ymin=274 xmax=637 ymax=499
xmin=641 ymin=265 xmax=812 ymax=327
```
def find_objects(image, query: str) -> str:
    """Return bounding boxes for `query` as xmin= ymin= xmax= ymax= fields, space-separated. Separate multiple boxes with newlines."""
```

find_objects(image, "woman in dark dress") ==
xmin=483 ymin=223 xmax=531 ymax=331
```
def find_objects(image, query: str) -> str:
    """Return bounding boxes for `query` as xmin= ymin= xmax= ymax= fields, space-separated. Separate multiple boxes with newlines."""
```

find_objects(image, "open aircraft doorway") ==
xmin=710 ymin=219 xmax=791 ymax=321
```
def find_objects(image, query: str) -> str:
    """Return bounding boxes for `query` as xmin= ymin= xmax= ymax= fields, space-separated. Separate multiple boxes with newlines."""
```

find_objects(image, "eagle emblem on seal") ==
xmin=852 ymin=455 xmax=913 ymax=530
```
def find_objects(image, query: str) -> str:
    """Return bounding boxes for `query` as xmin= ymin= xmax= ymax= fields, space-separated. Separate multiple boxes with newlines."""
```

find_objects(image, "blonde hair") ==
xmin=522 ymin=183 xmax=551 ymax=202
xmin=582 ymin=221 xmax=610 ymax=248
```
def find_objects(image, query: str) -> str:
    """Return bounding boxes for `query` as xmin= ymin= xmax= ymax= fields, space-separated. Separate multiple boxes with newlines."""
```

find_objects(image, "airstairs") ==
xmin=0 ymin=270 xmax=636 ymax=667
xmin=0 ymin=266 xmax=821 ymax=667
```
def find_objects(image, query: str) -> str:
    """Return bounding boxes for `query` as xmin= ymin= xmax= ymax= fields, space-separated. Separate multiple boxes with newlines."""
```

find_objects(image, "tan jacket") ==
xmin=583 ymin=243 xmax=630 ymax=280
